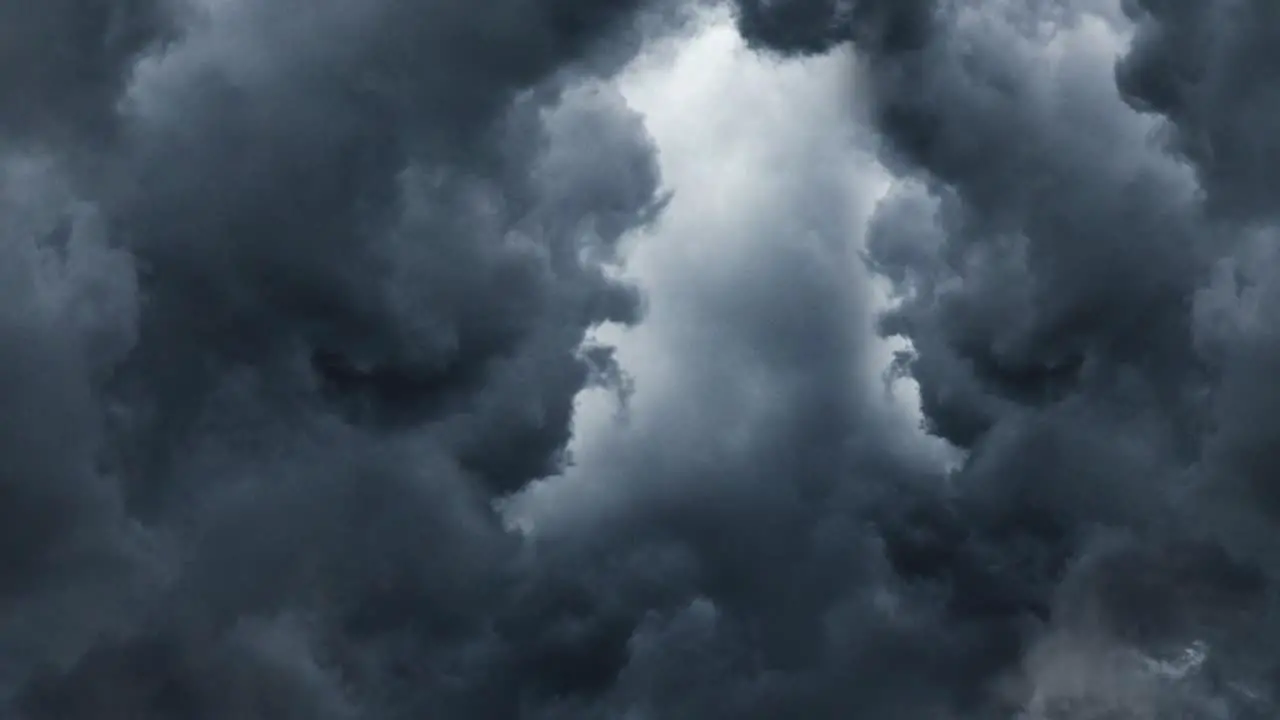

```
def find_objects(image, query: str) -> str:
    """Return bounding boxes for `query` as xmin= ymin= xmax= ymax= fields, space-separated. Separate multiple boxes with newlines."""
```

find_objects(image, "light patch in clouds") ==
xmin=512 ymin=13 xmax=951 ymax=533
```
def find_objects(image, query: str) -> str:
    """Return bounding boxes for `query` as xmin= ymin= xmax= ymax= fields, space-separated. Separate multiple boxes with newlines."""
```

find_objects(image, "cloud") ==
xmin=508 ymin=16 xmax=1043 ymax=718
xmin=0 ymin=0 xmax=169 ymax=144
xmin=725 ymin=0 xmax=1280 ymax=714
xmin=0 ymin=0 xmax=690 ymax=715
xmin=6 ymin=0 xmax=1280 ymax=717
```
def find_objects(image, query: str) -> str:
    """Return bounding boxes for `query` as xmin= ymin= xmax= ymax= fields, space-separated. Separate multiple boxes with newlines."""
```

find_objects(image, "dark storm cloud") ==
xmin=0 ymin=0 xmax=690 ymax=716
xmin=0 ymin=0 xmax=170 ymax=144
xmin=1118 ymin=0 xmax=1280 ymax=220
xmin=733 ymin=0 xmax=934 ymax=55
xmin=105 ymin=0 xmax=682 ymax=504
xmin=1119 ymin=0 xmax=1280 ymax=570
xmin=714 ymin=0 xmax=1280 ymax=715
xmin=8 ymin=0 xmax=1280 ymax=716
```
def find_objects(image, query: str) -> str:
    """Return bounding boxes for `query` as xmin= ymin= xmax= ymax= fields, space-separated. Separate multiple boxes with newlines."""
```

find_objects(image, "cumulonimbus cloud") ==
xmin=2 ymin=0 xmax=1279 ymax=717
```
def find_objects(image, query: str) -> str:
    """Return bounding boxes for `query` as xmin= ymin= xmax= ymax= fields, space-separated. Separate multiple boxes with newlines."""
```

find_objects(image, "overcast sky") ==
xmin=4 ymin=0 xmax=1280 ymax=718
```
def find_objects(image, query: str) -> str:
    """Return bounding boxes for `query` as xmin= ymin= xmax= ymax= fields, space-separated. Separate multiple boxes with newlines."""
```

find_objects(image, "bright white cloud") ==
xmin=511 ymin=12 xmax=952 ymax=533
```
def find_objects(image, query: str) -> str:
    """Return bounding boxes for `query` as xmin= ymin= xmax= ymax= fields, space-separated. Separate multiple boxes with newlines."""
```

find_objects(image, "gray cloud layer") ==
xmin=3 ymin=0 xmax=1279 ymax=717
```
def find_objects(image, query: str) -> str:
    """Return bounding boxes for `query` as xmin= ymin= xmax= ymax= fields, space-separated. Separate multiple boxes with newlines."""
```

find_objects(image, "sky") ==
xmin=3 ymin=0 xmax=1280 ymax=718
xmin=514 ymin=13 xmax=954 ymax=536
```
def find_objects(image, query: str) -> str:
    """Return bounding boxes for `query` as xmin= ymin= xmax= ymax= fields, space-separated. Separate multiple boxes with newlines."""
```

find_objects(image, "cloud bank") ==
xmin=2 ymin=0 xmax=1280 ymax=718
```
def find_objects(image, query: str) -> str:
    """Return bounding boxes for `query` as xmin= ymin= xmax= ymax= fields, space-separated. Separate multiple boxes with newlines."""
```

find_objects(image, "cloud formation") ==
xmin=4 ymin=0 xmax=1280 ymax=717
xmin=729 ymin=0 xmax=1280 ymax=714
xmin=2 ymin=0 xmax=683 ymax=715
